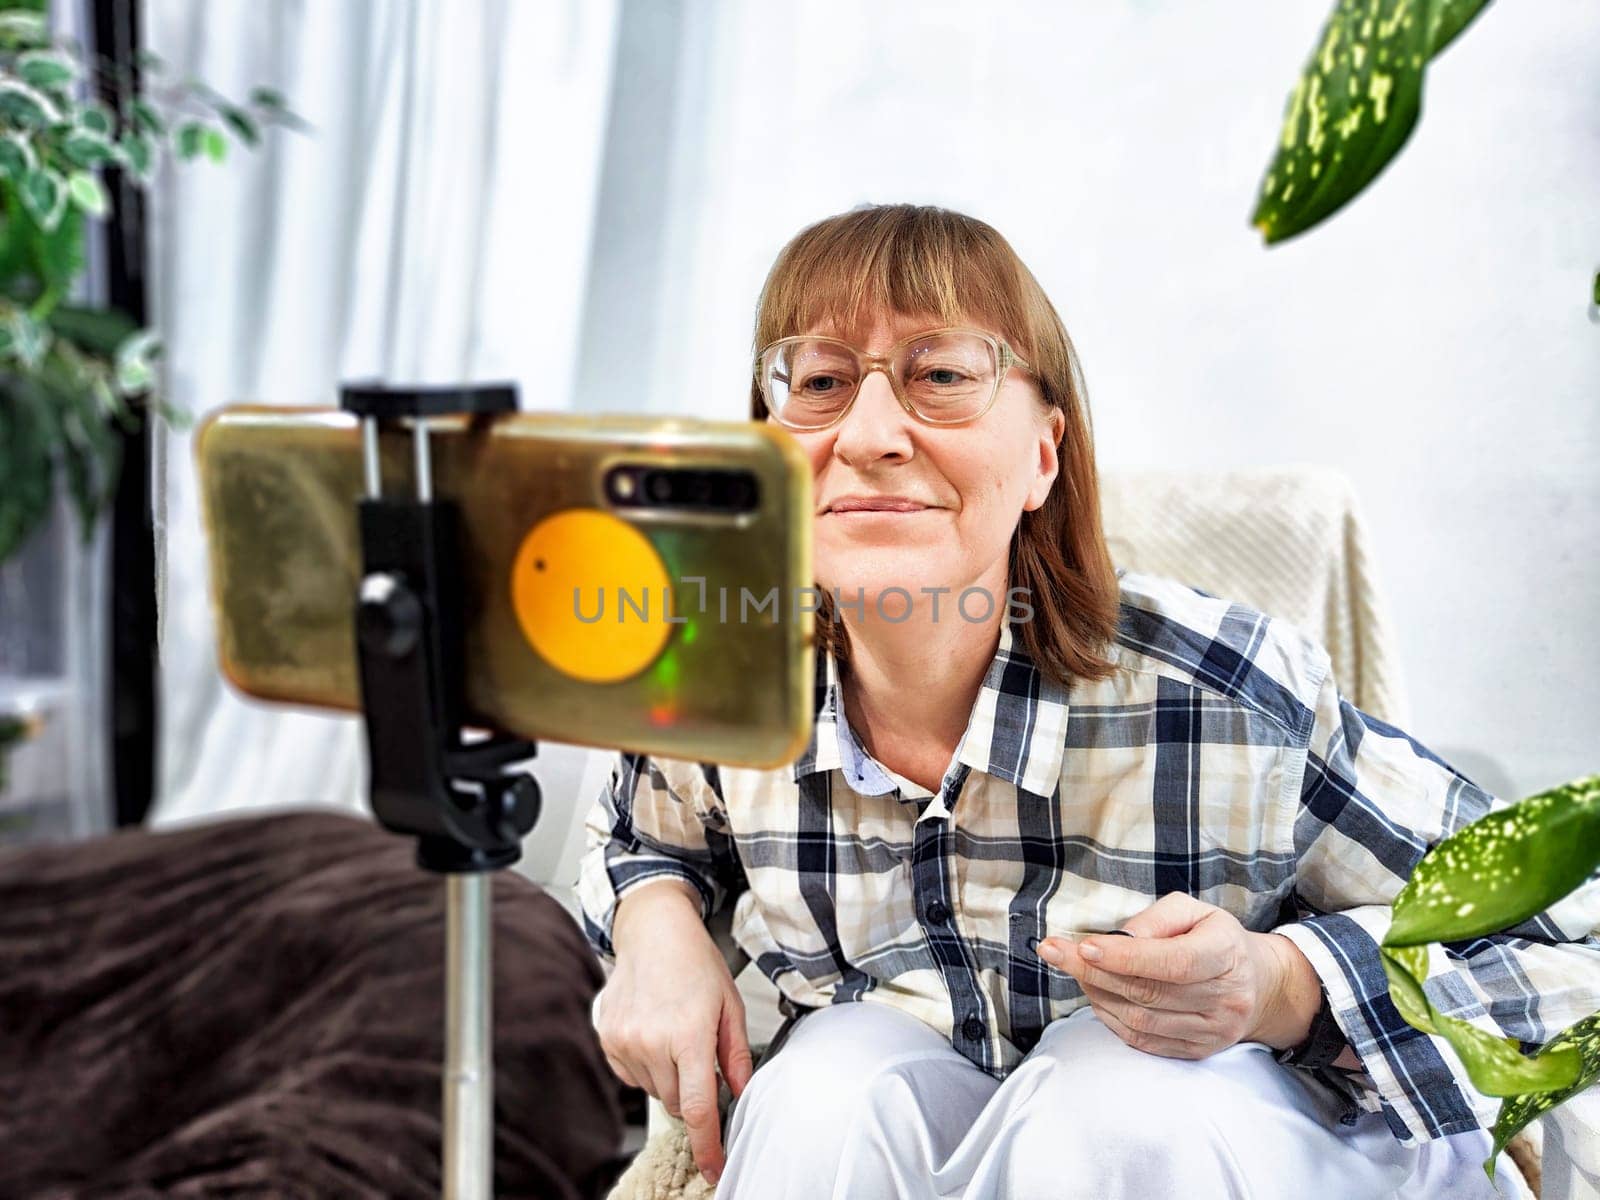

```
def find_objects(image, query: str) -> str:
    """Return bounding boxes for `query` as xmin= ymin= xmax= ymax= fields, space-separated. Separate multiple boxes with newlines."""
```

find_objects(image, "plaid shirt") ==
xmin=578 ymin=568 xmax=1600 ymax=1145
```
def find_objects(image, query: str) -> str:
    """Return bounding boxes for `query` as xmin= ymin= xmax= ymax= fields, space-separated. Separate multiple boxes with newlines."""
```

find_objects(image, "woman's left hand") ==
xmin=1036 ymin=892 xmax=1309 ymax=1060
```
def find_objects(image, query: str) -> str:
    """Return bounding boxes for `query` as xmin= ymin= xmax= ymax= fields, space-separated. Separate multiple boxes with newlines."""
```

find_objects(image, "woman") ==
xmin=577 ymin=205 xmax=1596 ymax=1198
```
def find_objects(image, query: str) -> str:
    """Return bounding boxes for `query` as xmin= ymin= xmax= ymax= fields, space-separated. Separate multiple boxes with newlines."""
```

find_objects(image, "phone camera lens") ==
xmin=645 ymin=470 xmax=674 ymax=504
xmin=605 ymin=467 xmax=638 ymax=504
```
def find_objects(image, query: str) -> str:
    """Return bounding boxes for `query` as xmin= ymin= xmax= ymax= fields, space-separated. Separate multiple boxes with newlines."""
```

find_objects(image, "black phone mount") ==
xmin=339 ymin=382 xmax=541 ymax=873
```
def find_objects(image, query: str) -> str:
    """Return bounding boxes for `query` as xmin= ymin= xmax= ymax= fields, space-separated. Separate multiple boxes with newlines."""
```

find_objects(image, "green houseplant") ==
xmin=0 ymin=0 xmax=300 ymax=566
xmin=0 ymin=0 xmax=299 ymax=796
xmin=1251 ymin=0 xmax=1598 ymax=1179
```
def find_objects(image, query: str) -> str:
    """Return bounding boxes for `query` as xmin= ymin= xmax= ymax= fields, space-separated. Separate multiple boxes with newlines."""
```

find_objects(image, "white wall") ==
xmin=584 ymin=0 xmax=1600 ymax=803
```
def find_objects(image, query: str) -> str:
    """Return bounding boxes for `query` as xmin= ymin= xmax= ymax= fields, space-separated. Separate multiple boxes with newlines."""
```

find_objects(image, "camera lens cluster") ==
xmin=605 ymin=465 xmax=761 ymax=514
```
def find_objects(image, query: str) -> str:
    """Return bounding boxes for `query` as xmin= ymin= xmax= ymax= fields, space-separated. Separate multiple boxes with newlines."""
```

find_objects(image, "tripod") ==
xmin=341 ymin=382 xmax=540 ymax=1199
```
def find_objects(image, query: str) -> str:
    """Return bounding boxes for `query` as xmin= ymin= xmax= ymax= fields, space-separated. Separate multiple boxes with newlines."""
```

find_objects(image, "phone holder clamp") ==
xmin=340 ymin=382 xmax=538 ymax=874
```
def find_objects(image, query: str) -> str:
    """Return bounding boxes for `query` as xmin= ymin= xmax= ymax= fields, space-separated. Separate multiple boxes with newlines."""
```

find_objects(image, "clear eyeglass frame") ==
xmin=754 ymin=325 xmax=1032 ymax=432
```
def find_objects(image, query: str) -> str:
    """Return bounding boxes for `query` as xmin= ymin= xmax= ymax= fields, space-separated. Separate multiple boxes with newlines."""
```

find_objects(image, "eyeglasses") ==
xmin=754 ymin=326 xmax=1031 ymax=431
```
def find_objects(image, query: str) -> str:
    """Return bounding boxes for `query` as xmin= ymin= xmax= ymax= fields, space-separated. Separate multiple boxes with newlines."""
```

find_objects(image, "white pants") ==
xmin=719 ymin=1000 xmax=1515 ymax=1200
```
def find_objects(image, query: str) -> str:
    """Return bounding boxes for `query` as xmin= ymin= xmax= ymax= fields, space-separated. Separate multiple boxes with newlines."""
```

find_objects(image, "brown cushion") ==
xmin=0 ymin=809 xmax=627 ymax=1199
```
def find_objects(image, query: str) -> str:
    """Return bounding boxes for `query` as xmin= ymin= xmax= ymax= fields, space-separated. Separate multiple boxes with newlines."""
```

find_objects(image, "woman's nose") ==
xmin=832 ymin=369 xmax=913 ymax=462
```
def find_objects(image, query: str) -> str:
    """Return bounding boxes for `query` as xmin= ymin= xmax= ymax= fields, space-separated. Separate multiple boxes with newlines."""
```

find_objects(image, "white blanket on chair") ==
xmin=1099 ymin=464 xmax=1412 ymax=726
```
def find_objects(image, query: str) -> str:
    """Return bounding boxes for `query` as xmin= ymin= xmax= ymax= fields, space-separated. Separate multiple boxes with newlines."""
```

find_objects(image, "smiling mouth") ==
xmin=824 ymin=500 xmax=938 ymax=514
xmin=824 ymin=510 xmax=940 ymax=522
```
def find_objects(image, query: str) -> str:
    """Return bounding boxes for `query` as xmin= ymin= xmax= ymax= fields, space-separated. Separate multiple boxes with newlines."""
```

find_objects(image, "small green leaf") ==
xmin=18 ymin=166 xmax=66 ymax=231
xmin=66 ymin=170 xmax=108 ymax=217
xmin=61 ymin=129 xmax=116 ymax=169
xmin=1384 ymin=775 xmax=1600 ymax=946
xmin=1593 ymin=271 xmax=1599 ymax=307
xmin=203 ymin=127 xmax=227 ymax=163
xmin=136 ymin=49 xmax=166 ymax=72
xmin=176 ymin=121 xmax=207 ymax=160
xmin=0 ymin=11 xmax=48 ymax=50
xmin=113 ymin=328 xmax=160 ymax=394
xmin=115 ymin=131 xmax=154 ymax=181
xmin=131 ymin=98 xmax=166 ymax=137
xmin=0 ymin=78 xmax=62 ymax=127
xmin=15 ymin=50 xmax=77 ymax=91
xmin=78 ymin=102 xmax=115 ymax=136
xmin=249 ymin=85 xmax=287 ymax=110
xmin=219 ymin=104 xmax=260 ymax=146
xmin=0 ymin=132 xmax=37 ymax=181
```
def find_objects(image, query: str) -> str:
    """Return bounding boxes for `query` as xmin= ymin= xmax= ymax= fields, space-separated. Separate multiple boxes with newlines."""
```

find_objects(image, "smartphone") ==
xmin=195 ymin=406 xmax=815 ymax=768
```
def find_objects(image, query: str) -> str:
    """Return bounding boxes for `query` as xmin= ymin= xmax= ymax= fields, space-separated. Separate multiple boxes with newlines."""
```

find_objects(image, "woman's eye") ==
xmin=921 ymin=367 xmax=968 ymax=386
xmin=799 ymin=374 xmax=845 ymax=394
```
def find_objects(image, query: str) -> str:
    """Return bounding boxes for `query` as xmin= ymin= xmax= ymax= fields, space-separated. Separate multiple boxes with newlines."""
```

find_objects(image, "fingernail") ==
xmin=706 ymin=1166 xmax=721 ymax=1184
xmin=1035 ymin=940 xmax=1064 ymax=965
xmin=1079 ymin=942 xmax=1103 ymax=961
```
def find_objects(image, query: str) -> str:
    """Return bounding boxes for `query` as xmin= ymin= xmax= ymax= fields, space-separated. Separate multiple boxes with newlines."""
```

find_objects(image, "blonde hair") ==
xmin=750 ymin=203 xmax=1121 ymax=689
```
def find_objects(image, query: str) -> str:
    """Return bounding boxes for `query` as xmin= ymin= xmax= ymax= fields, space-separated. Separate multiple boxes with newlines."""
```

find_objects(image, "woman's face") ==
xmin=774 ymin=309 xmax=1066 ymax=623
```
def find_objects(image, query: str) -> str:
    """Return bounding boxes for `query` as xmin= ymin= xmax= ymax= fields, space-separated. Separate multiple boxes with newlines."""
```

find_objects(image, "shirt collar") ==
xmin=791 ymin=617 xmax=1071 ymax=799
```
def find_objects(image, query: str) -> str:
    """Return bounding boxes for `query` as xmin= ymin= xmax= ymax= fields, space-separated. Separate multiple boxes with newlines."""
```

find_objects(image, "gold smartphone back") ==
xmin=195 ymin=406 xmax=815 ymax=768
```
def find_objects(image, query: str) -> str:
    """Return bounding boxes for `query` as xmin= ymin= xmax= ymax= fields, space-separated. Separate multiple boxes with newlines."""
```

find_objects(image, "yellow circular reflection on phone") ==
xmin=510 ymin=509 xmax=674 ymax=683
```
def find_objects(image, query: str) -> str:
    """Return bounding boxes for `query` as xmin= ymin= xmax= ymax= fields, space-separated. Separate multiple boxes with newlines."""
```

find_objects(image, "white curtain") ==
xmin=148 ymin=0 xmax=620 ymax=826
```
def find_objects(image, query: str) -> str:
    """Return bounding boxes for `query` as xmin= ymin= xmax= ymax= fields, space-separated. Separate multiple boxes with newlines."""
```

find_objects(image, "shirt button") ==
xmin=925 ymin=900 xmax=951 ymax=925
xmin=962 ymin=1015 xmax=984 ymax=1042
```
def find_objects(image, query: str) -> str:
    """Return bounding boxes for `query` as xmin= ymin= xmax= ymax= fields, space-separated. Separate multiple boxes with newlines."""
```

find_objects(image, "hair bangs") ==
xmin=754 ymin=207 xmax=1033 ymax=359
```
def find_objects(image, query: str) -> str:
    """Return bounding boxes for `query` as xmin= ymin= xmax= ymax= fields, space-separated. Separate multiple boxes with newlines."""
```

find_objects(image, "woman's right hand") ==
xmin=596 ymin=879 xmax=754 ymax=1185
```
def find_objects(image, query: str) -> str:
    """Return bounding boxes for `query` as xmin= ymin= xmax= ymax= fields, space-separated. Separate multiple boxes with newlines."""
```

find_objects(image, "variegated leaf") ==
xmin=1385 ymin=774 xmax=1600 ymax=947
xmin=1380 ymin=945 xmax=1583 ymax=1098
xmin=1488 ymin=1012 xmax=1600 ymax=1176
xmin=1252 ymin=0 xmax=1494 ymax=244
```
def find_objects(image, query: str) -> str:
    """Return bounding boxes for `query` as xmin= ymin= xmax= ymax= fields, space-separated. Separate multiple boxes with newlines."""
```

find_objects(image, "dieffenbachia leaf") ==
xmin=1380 ymin=945 xmax=1583 ymax=1098
xmin=1488 ymin=1012 xmax=1600 ymax=1176
xmin=1424 ymin=0 xmax=1494 ymax=59
xmin=1251 ymin=0 xmax=1494 ymax=245
xmin=1385 ymin=774 xmax=1600 ymax=947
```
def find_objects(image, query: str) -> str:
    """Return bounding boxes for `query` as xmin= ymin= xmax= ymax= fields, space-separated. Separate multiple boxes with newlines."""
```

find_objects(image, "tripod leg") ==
xmin=445 ymin=873 xmax=492 ymax=1200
